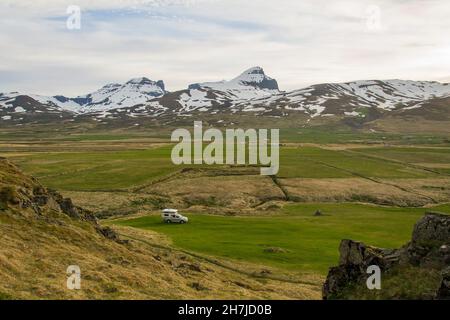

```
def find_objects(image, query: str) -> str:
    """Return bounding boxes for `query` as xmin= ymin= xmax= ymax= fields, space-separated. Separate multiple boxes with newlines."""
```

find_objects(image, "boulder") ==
xmin=412 ymin=212 xmax=449 ymax=244
xmin=323 ymin=240 xmax=397 ymax=299
xmin=323 ymin=213 xmax=450 ymax=300
xmin=407 ymin=212 xmax=450 ymax=267
xmin=339 ymin=240 xmax=384 ymax=266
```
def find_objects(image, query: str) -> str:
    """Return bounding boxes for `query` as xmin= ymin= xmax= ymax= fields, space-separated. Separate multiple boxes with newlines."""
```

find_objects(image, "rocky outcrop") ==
xmin=0 ymin=158 xmax=122 ymax=242
xmin=323 ymin=212 xmax=450 ymax=300
xmin=322 ymin=240 xmax=400 ymax=299
xmin=412 ymin=212 xmax=449 ymax=243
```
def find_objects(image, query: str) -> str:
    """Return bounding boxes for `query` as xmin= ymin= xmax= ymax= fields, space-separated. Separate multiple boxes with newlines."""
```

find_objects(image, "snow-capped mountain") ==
xmin=1 ymin=67 xmax=449 ymax=126
xmin=234 ymin=79 xmax=450 ymax=118
xmin=188 ymin=66 xmax=279 ymax=100
xmin=21 ymin=77 xmax=166 ymax=113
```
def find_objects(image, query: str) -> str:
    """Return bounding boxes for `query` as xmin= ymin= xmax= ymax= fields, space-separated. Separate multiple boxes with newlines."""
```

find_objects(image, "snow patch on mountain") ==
xmin=178 ymin=89 xmax=213 ymax=112
xmin=30 ymin=94 xmax=81 ymax=112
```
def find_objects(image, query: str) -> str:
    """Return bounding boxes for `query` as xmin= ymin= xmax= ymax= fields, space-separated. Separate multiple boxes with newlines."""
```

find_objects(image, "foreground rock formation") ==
xmin=0 ymin=157 xmax=121 ymax=242
xmin=323 ymin=212 xmax=450 ymax=299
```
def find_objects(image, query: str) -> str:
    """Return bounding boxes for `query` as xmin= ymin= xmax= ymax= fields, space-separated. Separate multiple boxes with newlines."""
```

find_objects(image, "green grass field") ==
xmin=355 ymin=147 xmax=450 ymax=174
xmin=280 ymin=127 xmax=450 ymax=144
xmin=113 ymin=203 xmax=450 ymax=275
xmin=6 ymin=144 xmax=445 ymax=191
xmin=8 ymin=146 xmax=181 ymax=191
xmin=278 ymin=147 xmax=434 ymax=178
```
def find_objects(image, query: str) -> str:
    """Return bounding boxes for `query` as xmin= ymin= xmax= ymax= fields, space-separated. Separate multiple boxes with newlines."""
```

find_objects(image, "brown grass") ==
xmin=140 ymin=171 xmax=285 ymax=212
xmin=278 ymin=177 xmax=438 ymax=206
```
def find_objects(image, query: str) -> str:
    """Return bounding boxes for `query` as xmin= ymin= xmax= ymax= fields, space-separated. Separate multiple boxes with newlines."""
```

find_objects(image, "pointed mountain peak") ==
xmin=232 ymin=66 xmax=278 ymax=90
xmin=239 ymin=66 xmax=265 ymax=75
xmin=126 ymin=77 xmax=151 ymax=85
xmin=188 ymin=67 xmax=279 ymax=92
xmin=125 ymin=77 xmax=165 ymax=91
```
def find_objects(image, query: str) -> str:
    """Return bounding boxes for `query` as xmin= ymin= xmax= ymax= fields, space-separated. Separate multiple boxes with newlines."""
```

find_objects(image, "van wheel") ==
xmin=180 ymin=221 xmax=185 ymax=224
xmin=166 ymin=220 xmax=171 ymax=224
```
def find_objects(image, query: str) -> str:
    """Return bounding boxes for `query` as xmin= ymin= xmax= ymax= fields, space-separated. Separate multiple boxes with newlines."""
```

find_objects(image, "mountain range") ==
xmin=1 ymin=66 xmax=449 ymax=128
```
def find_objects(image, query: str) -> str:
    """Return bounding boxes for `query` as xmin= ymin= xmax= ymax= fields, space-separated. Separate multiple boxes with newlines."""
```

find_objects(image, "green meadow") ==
xmin=278 ymin=147 xmax=434 ymax=178
xmin=280 ymin=127 xmax=450 ymax=144
xmin=356 ymin=147 xmax=450 ymax=174
xmin=113 ymin=203 xmax=450 ymax=274
xmin=8 ymin=146 xmax=180 ymax=191
xmin=7 ymin=144 xmax=443 ymax=191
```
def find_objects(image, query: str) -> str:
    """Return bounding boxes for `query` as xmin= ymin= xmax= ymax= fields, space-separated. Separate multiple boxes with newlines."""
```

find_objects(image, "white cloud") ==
xmin=0 ymin=0 xmax=449 ymax=96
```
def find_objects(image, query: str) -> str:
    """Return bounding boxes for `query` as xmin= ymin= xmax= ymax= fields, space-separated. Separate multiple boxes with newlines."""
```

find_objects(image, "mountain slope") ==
xmin=0 ymin=93 xmax=75 ymax=124
xmin=237 ymin=79 xmax=450 ymax=117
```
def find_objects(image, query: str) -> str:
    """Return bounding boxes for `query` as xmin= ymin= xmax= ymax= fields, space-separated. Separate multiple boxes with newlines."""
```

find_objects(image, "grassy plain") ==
xmin=112 ymin=202 xmax=450 ymax=275
xmin=4 ymin=144 xmax=446 ymax=191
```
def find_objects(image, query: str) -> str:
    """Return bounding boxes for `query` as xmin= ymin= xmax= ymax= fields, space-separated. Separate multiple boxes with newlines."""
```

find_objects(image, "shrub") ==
xmin=130 ymin=196 xmax=170 ymax=209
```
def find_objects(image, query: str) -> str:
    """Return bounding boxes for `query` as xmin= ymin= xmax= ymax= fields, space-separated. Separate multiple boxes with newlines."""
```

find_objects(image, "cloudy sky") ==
xmin=0 ymin=0 xmax=449 ymax=96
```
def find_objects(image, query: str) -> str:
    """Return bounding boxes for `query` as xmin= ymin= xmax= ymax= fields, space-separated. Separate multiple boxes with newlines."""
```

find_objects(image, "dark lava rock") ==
xmin=323 ymin=213 xmax=449 ymax=300
xmin=407 ymin=212 xmax=450 ymax=267
xmin=412 ymin=212 xmax=449 ymax=244
xmin=322 ymin=240 xmax=399 ymax=299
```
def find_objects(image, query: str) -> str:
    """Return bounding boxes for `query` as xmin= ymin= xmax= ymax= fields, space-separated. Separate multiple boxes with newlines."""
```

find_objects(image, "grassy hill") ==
xmin=0 ymin=157 xmax=321 ymax=299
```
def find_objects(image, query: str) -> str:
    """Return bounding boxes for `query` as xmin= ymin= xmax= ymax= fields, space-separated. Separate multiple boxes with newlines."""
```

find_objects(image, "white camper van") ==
xmin=161 ymin=209 xmax=188 ymax=224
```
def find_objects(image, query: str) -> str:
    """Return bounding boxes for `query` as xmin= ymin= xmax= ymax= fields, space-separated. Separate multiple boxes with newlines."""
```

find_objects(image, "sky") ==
xmin=0 ymin=0 xmax=449 ymax=96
